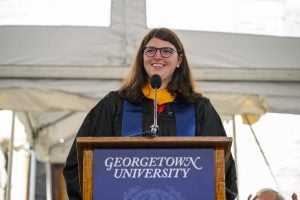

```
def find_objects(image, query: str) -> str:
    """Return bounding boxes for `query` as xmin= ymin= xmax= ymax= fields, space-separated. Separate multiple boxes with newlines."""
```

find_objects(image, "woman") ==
xmin=63 ymin=27 xmax=238 ymax=199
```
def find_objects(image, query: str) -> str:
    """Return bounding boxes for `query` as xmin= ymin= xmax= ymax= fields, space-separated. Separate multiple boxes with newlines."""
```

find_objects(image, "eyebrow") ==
xmin=146 ymin=46 xmax=174 ymax=49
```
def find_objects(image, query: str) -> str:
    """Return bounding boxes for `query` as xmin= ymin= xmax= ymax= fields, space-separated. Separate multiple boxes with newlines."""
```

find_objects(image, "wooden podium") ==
xmin=77 ymin=136 xmax=232 ymax=200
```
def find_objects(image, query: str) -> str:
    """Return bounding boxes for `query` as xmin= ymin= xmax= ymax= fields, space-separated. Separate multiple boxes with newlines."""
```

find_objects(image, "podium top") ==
xmin=77 ymin=136 xmax=232 ymax=164
xmin=77 ymin=136 xmax=231 ymax=148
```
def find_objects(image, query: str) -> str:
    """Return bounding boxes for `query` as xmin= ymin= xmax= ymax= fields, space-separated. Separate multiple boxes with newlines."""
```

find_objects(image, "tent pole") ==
xmin=28 ymin=149 xmax=36 ymax=200
xmin=232 ymin=115 xmax=239 ymax=200
xmin=5 ymin=111 xmax=15 ymax=200
xmin=45 ymin=154 xmax=52 ymax=200
xmin=245 ymin=115 xmax=281 ymax=191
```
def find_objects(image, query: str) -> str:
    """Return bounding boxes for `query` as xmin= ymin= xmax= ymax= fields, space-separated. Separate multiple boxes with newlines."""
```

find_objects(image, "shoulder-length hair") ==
xmin=119 ymin=27 xmax=202 ymax=102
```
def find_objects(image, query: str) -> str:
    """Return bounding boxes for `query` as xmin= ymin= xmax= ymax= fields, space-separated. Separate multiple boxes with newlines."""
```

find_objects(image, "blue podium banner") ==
xmin=93 ymin=148 xmax=215 ymax=200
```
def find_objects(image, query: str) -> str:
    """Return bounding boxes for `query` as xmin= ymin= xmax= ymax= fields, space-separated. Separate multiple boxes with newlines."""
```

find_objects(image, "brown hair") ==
xmin=119 ymin=27 xmax=201 ymax=102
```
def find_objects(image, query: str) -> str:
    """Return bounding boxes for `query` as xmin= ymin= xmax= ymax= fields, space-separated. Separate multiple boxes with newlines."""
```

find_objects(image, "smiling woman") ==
xmin=63 ymin=27 xmax=238 ymax=200
xmin=143 ymin=37 xmax=182 ymax=89
xmin=1 ymin=0 xmax=300 ymax=199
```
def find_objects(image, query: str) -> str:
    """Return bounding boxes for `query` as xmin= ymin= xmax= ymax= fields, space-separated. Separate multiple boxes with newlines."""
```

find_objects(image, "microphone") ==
xmin=149 ymin=74 xmax=162 ymax=136
xmin=150 ymin=74 xmax=162 ymax=89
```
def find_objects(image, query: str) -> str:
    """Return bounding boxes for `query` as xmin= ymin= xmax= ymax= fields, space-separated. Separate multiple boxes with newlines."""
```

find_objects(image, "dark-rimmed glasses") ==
xmin=143 ymin=46 xmax=177 ymax=58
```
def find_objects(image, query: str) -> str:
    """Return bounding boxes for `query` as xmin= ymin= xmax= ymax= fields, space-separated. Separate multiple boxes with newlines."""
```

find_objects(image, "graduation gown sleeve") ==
xmin=195 ymin=97 xmax=238 ymax=200
xmin=62 ymin=92 xmax=121 ymax=200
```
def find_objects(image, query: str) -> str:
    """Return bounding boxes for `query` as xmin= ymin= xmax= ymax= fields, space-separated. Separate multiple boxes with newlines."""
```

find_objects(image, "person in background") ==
xmin=248 ymin=188 xmax=285 ymax=200
xmin=292 ymin=192 xmax=298 ymax=200
xmin=63 ymin=27 xmax=238 ymax=200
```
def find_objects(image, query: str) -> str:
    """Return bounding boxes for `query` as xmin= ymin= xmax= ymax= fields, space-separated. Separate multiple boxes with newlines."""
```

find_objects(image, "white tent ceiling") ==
xmin=0 ymin=0 xmax=300 ymax=165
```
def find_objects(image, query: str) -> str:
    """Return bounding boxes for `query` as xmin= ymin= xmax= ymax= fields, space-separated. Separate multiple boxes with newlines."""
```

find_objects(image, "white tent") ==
xmin=0 ymin=0 xmax=300 ymax=199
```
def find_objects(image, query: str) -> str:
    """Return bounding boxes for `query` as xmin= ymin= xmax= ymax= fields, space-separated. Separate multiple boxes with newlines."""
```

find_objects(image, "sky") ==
xmin=0 ymin=0 xmax=300 ymax=37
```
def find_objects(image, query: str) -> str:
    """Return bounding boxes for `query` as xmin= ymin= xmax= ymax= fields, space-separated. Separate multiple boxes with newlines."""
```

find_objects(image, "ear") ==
xmin=177 ymin=54 xmax=183 ymax=68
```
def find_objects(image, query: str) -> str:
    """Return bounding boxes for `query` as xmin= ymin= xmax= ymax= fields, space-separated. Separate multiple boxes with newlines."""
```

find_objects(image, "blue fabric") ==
xmin=173 ymin=102 xmax=195 ymax=136
xmin=121 ymin=101 xmax=143 ymax=136
xmin=122 ymin=100 xmax=195 ymax=136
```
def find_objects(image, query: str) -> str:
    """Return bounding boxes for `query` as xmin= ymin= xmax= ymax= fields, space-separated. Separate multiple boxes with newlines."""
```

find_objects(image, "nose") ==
xmin=153 ymin=49 xmax=163 ymax=58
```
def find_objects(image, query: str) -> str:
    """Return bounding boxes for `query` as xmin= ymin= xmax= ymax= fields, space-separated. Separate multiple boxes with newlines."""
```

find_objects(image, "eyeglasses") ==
xmin=143 ymin=46 xmax=178 ymax=58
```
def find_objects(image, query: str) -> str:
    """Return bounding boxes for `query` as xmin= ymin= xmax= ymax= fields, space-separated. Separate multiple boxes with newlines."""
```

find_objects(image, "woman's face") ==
xmin=143 ymin=37 xmax=182 ymax=88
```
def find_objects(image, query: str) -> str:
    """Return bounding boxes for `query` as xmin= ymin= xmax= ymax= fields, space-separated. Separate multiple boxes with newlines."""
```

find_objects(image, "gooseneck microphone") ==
xmin=150 ymin=74 xmax=162 ymax=136
xmin=128 ymin=74 xmax=162 ymax=137
xmin=150 ymin=74 xmax=162 ymax=89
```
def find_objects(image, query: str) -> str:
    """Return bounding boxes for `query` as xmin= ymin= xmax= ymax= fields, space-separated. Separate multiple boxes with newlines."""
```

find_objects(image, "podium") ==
xmin=77 ymin=136 xmax=232 ymax=200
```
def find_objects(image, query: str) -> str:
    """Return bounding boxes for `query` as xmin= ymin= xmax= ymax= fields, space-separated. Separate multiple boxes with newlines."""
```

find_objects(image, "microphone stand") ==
xmin=127 ymin=87 xmax=159 ymax=137
xmin=128 ymin=74 xmax=161 ymax=137
xmin=128 ymin=88 xmax=158 ymax=137
xmin=128 ymin=130 xmax=153 ymax=137
xmin=149 ymin=86 xmax=159 ymax=136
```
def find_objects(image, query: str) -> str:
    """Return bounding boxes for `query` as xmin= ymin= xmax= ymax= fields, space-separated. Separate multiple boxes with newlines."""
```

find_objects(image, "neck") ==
xmin=160 ymin=83 xmax=167 ymax=89
xmin=160 ymin=79 xmax=169 ymax=89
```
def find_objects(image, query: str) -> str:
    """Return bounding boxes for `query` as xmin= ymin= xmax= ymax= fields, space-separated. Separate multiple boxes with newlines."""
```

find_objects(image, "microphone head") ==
xmin=150 ymin=74 xmax=162 ymax=89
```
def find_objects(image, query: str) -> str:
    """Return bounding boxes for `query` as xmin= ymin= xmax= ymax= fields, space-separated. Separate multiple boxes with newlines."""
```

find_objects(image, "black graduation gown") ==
xmin=63 ymin=91 xmax=238 ymax=200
